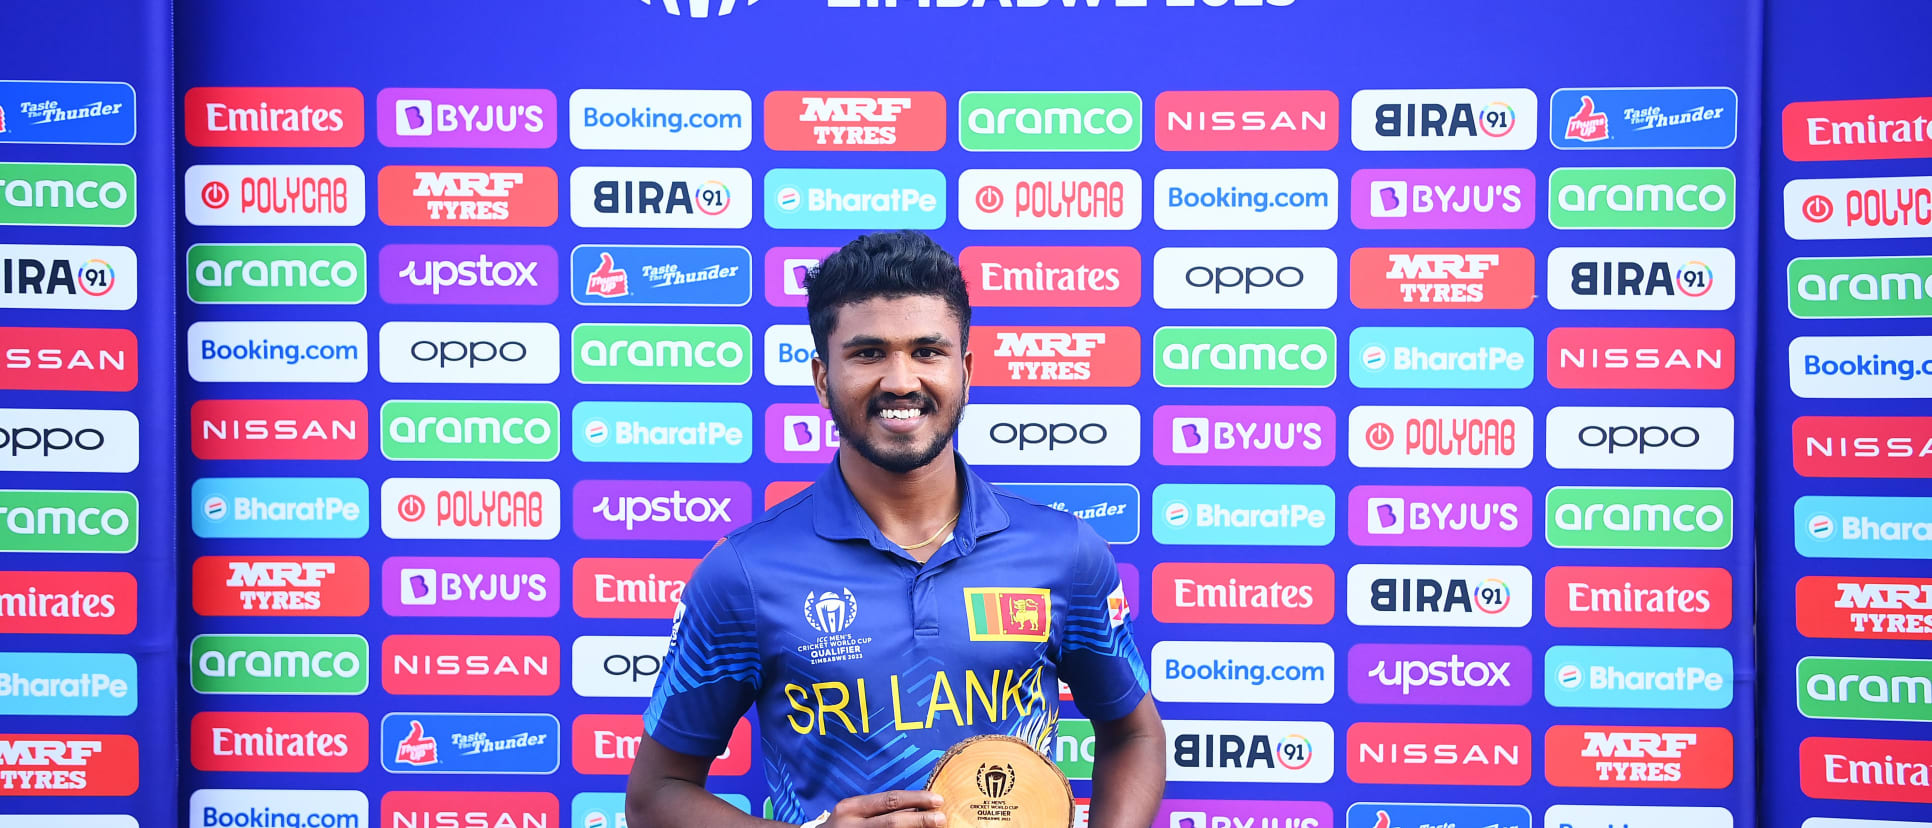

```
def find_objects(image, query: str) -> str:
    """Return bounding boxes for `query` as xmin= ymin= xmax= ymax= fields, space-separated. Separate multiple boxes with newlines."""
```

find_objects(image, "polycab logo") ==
xmin=1347 ymin=722 xmax=1531 ymax=786
xmin=572 ymin=480 xmax=750 ymax=541
xmin=571 ymin=635 xmax=671 ymax=697
xmin=381 ymin=634 xmax=559 ymax=696
xmin=0 ymin=652 xmax=135 ymax=716
xmin=1346 ymin=564 xmax=1533 ymax=628
xmin=1153 ymin=404 xmax=1333 ymax=467
xmin=1545 ymin=566 xmax=1731 ymax=629
xmin=378 ymin=166 xmax=558 ymax=227
xmin=1158 ymin=800 xmax=1332 ymax=828
xmin=190 ymin=399 xmax=368 ymax=461
xmin=1800 ymin=737 xmax=1932 ymax=804
xmin=765 ymin=403 xmax=839 ymax=463
xmin=970 ymin=326 xmax=1140 ymax=386
xmin=1349 ymin=247 xmax=1535 ymax=310
xmin=0 ymin=243 xmax=138 ymax=311
xmin=379 ymin=243 xmax=559 ymax=306
xmin=1796 ymin=576 xmax=1932 ymax=640
xmin=958 ymin=169 xmax=1142 ymax=231
xmin=381 ymin=556 xmax=559 ymax=618
xmin=1785 ymin=97 xmax=1932 ymax=162
xmin=1545 ymin=406 xmax=1736 ymax=471
xmin=574 ymin=558 xmax=698 ymax=619
xmin=765 ymin=91 xmax=945 ymax=151
xmin=1351 ymin=169 xmax=1535 ymax=230
xmin=1795 ymin=495 xmax=1932 ymax=560
xmin=191 ymin=556 xmax=369 ymax=617
xmin=569 ymin=166 xmax=753 ymax=229
xmin=189 ymin=711 xmax=368 ymax=773
xmin=1794 ymin=416 xmax=1932 ymax=478
xmin=190 ymin=477 xmax=368 ymax=540
xmin=377 ymin=88 xmax=556 ymax=148
xmin=1165 ymin=720 xmax=1335 ymax=783
xmin=1351 ymin=89 xmax=1538 ymax=151
xmin=1348 ymin=326 xmax=1532 ymax=390
xmin=1789 ymin=256 xmax=1932 ymax=320
xmin=183 ymin=87 xmax=364 ymax=147
xmin=1155 ymin=90 xmax=1338 ymax=151
xmin=1551 ymin=87 xmax=1738 ymax=150
xmin=1545 ymin=725 xmax=1734 ymax=789
xmin=378 ymin=321 xmax=561 ymax=385
xmin=0 ymin=327 xmax=136 ymax=391
xmin=0 ymin=408 xmax=138 ymax=474
xmin=1347 ymin=485 xmax=1530 ymax=548
xmin=1545 ymin=645 xmax=1734 ymax=710
xmin=0 ymin=734 xmax=137 ymax=796
xmin=1547 ymin=328 xmax=1736 ymax=390
xmin=1548 ymin=247 xmax=1736 ymax=311
xmin=0 ymin=572 xmax=135 ymax=635
xmin=1346 ymin=643 xmax=1532 ymax=706
xmin=576 ymin=89 xmax=753 ymax=151
xmin=1347 ymin=405 xmax=1533 ymax=469
xmin=1152 ymin=247 xmax=1338 ymax=310
xmin=1150 ymin=562 xmax=1333 ymax=625
xmin=1150 ymin=640 xmax=1334 ymax=705
xmin=381 ymin=792 xmax=560 ymax=828
xmin=960 ymin=246 xmax=1141 ymax=308
xmin=379 ymin=478 xmax=561 ymax=541
xmin=1154 ymin=168 xmax=1337 ymax=231
xmin=574 ymin=715 xmax=750 ymax=777
xmin=187 ymin=320 xmax=369 ymax=383
xmin=957 ymin=404 xmax=1140 ymax=466
xmin=183 ymin=164 xmax=364 ymax=227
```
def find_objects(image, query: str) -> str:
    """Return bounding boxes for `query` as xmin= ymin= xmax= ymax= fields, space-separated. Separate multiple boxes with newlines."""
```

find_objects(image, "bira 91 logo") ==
xmin=765 ymin=91 xmax=947 ymax=151
xmin=1165 ymin=720 xmax=1335 ymax=783
xmin=959 ymin=169 xmax=1142 ymax=231
xmin=380 ymin=712 xmax=558 ymax=775
xmin=1351 ymin=89 xmax=1538 ymax=151
xmin=1547 ymin=328 xmax=1736 ymax=390
xmin=1347 ymin=485 xmax=1530 ymax=548
xmin=1796 ymin=576 xmax=1932 ymax=640
xmin=189 ymin=399 xmax=368 ymax=461
xmin=1346 ymin=643 xmax=1532 ymax=707
xmin=0 ymin=733 xmax=137 ymax=795
xmin=379 ymin=244 xmax=559 ymax=306
xmin=1793 ymin=416 xmax=1932 ymax=478
xmin=572 ymin=480 xmax=750 ymax=541
xmin=183 ymin=164 xmax=361 ymax=227
xmin=382 ymin=792 xmax=560 ymax=828
xmin=0 ymin=571 xmax=134 ymax=635
xmin=189 ymin=711 xmax=368 ymax=773
xmin=570 ymin=166 xmax=753 ymax=229
xmin=959 ymin=246 xmax=1141 ymax=308
xmin=574 ymin=558 xmax=698 ymax=619
xmin=381 ymin=634 xmax=560 ymax=696
xmin=1347 ymin=405 xmax=1533 ymax=469
xmin=1346 ymin=564 xmax=1532 ymax=628
xmin=573 ymin=715 xmax=750 ymax=777
xmin=1800 ymin=736 xmax=1932 ymax=804
xmin=377 ymin=88 xmax=556 ymax=148
xmin=378 ymin=166 xmax=558 ymax=227
xmin=1547 ymin=247 xmax=1737 ymax=311
xmin=192 ymin=556 xmax=370 ymax=617
xmin=1545 ymin=726 xmax=1733 ymax=789
xmin=1349 ymin=247 xmax=1535 ymax=310
xmin=381 ymin=556 xmax=558 ymax=618
xmin=0 ymin=327 xmax=136 ymax=392
xmin=379 ymin=478 xmax=560 ymax=541
xmin=1785 ymin=175 xmax=1932 ymax=240
xmin=1351 ymin=169 xmax=1534 ymax=230
xmin=1785 ymin=96 xmax=1932 ymax=162
xmin=1545 ymin=566 xmax=1731 ymax=629
xmin=184 ymin=87 xmax=364 ymax=147
xmin=1346 ymin=722 xmax=1531 ymax=786
xmin=970 ymin=326 xmax=1140 ymax=386
xmin=1150 ymin=562 xmax=1333 ymax=625
xmin=1153 ymin=404 xmax=1333 ymax=467
xmin=0 ymin=243 xmax=138 ymax=311
xmin=1155 ymin=90 xmax=1339 ymax=152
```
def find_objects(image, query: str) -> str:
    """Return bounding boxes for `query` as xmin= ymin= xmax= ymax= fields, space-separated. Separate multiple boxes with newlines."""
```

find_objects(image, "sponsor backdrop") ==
xmin=0 ymin=2 xmax=180 ymax=826
xmin=1762 ymin=3 xmax=1932 ymax=828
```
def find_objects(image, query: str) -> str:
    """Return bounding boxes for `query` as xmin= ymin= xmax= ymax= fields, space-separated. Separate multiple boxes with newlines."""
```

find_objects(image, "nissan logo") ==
xmin=410 ymin=339 xmax=529 ymax=368
xmin=1578 ymin=424 xmax=1700 ymax=454
xmin=989 ymin=421 xmax=1108 ymax=450
xmin=1185 ymin=264 xmax=1305 ymax=294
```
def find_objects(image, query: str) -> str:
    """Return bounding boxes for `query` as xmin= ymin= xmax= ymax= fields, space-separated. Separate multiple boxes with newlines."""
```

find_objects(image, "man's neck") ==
xmin=838 ymin=445 xmax=963 ymax=563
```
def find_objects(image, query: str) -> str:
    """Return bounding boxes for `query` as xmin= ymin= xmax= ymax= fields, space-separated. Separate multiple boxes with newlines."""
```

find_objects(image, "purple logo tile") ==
xmin=1117 ymin=562 xmax=1140 ymax=620
xmin=1348 ymin=485 xmax=1530 ymax=547
xmin=764 ymin=246 xmax=838 ymax=307
xmin=765 ymin=403 xmax=840 ymax=463
xmin=377 ymin=88 xmax=558 ymax=148
xmin=1156 ymin=800 xmax=1332 ymax=828
xmin=1348 ymin=643 xmax=1532 ymax=706
xmin=381 ymin=556 xmax=559 ymax=617
xmin=1351 ymin=168 xmax=1535 ymax=229
xmin=1153 ymin=405 xmax=1334 ymax=466
xmin=379 ymin=244 xmax=558 ymax=305
xmin=573 ymin=480 xmax=751 ymax=541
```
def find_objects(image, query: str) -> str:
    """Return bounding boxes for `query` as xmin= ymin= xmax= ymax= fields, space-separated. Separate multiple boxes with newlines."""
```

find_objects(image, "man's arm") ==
xmin=625 ymin=731 xmax=786 ymax=828
xmin=1086 ymin=695 xmax=1166 ymax=828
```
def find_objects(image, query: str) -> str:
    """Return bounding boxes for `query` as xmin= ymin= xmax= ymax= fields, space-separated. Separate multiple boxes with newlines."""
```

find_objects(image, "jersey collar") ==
xmin=811 ymin=453 xmax=1011 ymax=557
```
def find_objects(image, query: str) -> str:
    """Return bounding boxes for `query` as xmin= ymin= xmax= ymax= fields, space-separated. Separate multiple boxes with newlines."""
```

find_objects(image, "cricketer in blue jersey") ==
xmin=626 ymin=231 xmax=1166 ymax=828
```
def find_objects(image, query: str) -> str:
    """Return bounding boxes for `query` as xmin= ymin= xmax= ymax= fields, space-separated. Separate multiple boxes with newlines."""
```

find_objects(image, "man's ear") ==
xmin=812 ymin=354 xmax=831 ymax=409
xmin=960 ymin=343 xmax=973 ymax=406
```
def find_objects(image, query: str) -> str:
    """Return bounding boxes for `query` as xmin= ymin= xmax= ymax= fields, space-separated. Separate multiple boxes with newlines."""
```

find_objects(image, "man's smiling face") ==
xmin=812 ymin=294 xmax=972 ymax=475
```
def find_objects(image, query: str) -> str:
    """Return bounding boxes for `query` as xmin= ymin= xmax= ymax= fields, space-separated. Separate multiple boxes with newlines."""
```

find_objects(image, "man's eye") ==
xmin=853 ymin=348 xmax=884 ymax=360
xmin=915 ymin=348 xmax=944 ymax=358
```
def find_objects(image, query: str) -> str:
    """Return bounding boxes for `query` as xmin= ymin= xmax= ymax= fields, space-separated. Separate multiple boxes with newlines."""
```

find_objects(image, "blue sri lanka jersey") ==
xmin=643 ymin=456 xmax=1149 ymax=824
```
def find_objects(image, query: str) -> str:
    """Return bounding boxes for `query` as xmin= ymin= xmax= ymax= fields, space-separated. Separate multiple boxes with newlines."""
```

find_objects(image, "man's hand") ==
xmin=820 ymin=791 xmax=947 ymax=828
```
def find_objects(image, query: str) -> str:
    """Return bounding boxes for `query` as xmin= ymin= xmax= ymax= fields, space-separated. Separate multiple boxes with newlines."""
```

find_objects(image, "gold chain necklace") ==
xmin=894 ymin=513 xmax=960 ymax=551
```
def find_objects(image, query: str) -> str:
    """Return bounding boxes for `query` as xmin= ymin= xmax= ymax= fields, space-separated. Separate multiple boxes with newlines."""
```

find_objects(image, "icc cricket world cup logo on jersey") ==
xmin=805 ymin=588 xmax=858 ymax=634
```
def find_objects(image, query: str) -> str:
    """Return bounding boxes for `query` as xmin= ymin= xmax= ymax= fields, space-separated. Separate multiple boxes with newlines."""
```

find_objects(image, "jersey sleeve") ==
xmin=643 ymin=538 xmax=763 ymax=758
xmin=1058 ymin=519 xmax=1150 ymax=722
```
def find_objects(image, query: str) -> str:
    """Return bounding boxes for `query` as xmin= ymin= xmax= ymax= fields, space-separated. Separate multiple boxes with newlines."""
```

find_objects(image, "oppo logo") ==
xmin=989 ymin=422 xmax=1109 ymax=450
xmin=1546 ymin=407 xmax=1734 ymax=471
xmin=958 ymin=404 xmax=1140 ymax=467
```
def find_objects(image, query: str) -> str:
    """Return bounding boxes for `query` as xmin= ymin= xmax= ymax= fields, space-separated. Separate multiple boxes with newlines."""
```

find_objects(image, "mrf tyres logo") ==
xmin=1545 ymin=725 xmax=1734 ymax=789
xmin=0 ymin=733 xmax=139 ymax=795
xmin=765 ymin=91 xmax=946 ymax=151
xmin=378 ymin=166 xmax=557 ymax=226
xmin=192 ymin=555 xmax=370 ymax=617
xmin=1796 ymin=576 xmax=1932 ymax=641
xmin=1346 ymin=564 xmax=1531 ymax=628
xmin=970 ymin=326 xmax=1140 ymax=386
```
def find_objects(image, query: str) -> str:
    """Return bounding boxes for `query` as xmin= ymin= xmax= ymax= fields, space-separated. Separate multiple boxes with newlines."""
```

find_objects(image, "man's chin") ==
xmin=850 ymin=434 xmax=949 ymax=475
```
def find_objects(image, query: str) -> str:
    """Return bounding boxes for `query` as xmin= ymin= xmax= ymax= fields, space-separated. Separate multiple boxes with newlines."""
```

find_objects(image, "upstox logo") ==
xmin=189 ymin=633 xmax=369 ymax=695
xmin=763 ymin=168 xmax=945 ymax=230
xmin=191 ymin=477 xmax=368 ymax=540
xmin=380 ymin=400 xmax=560 ymax=462
xmin=1349 ymin=326 xmax=1532 ymax=389
xmin=1798 ymin=656 xmax=1932 ymax=722
xmin=571 ymin=323 xmax=752 ymax=385
xmin=1545 ymin=487 xmax=1733 ymax=550
xmin=0 ymin=489 xmax=137 ymax=553
xmin=958 ymin=92 xmax=1142 ymax=152
xmin=1153 ymin=327 xmax=1336 ymax=388
xmin=0 ymin=162 xmax=136 ymax=227
xmin=1548 ymin=167 xmax=1736 ymax=229
xmin=1789 ymin=255 xmax=1932 ymax=319
xmin=1544 ymin=645 xmax=1733 ymax=709
xmin=187 ymin=243 xmax=367 ymax=305
xmin=1153 ymin=484 xmax=1333 ymax=547
xmin=1796 ymin=495 xmax=1932 ymax=560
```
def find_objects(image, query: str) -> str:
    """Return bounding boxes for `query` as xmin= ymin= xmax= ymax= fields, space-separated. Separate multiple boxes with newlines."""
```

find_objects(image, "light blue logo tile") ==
xmin=764 ymin=168 xmax=946 ymax=230
xmin=572 ymin=402 xmax=753 ymax=464
xmin=190 ymin=477 xmax=369 ymax=539
xmin=1350 ymin=327 xmax=1533 ymax=389
xmin=0 ymin=651 xmax=136 ymax=715
xmin=1153 ymin=483 xmax=1334 ymax=546
xmin=1796 ymin=495 xmax=1932 ymax=559
xmin=1545 ymin=645 xmax=1733 ymax=708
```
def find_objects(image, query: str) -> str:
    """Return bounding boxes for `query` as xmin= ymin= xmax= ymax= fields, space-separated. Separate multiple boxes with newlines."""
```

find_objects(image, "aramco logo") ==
xmin=638 ymin=0 xmax=758 ymax=18
xmin=804 ymin=588 xmax=858 ymax=634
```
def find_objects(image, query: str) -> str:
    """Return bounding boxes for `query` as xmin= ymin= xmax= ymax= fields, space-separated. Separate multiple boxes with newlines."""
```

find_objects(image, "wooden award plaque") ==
xmin=925 ymin=735 xmax=1075 ymax=828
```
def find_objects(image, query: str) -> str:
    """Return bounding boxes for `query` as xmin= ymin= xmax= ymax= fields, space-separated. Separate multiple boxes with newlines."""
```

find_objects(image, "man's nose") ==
xmin=879 ymin=352 xmax=920 ymax=394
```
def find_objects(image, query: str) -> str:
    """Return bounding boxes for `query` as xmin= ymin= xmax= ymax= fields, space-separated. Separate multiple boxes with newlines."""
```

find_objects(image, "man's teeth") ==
xmin=880 ymin=409 xmax=922 ymax=420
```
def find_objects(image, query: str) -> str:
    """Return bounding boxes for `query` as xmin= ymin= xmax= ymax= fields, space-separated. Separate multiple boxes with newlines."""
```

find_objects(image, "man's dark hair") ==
xmin=805 ymin=230 xmax=972 ymax=354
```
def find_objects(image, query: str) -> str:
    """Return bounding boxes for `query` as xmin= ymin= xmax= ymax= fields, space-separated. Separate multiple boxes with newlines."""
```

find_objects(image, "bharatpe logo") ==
xmin=1788 ymin=255 xmax=1932 ymax=319
xmin=573 ymin=479 xmax=750 ymax=541
xmin=189 ymin=633 xmax=369 ymax=695
xmin=1152 ymin=483 xmax=1333 ymax=547
xmin=381 ymin=712 xmax=559 ymax=774
xmin=0 ymin=80 xmax=136 ymax=145
xmin=572 ymin=245 xmax=751 ymax=307
xmin=1548 ymin=167 xmax=1737 ymax=229
xmin=1153 ymin=326 xmax=1336 ymax=388
xmin=764 ymin=168 xmax=945 ymax=230
xmin=1550 ymin=87 xmax=1738 ymax=150
xmin=0 ymin=651 xmax=136 ymax=716
xmin=574 ymin=401 xmax=751 ymax=464
xmin=0 ymin=162 xmax=136 ymax=227
xmin=572 ymin=323 xmax=752 ymax=385
xmin=1349 ymin=326 xmax=1531 ymax=389
xmin=1150 ymin=640 xmax=1334 ymax=705
xmin=1795 ymin=495 xmax=1932 ymax=560
xmin=0 ymin=489 xmax=137 ymax=553
xmin=191 ymin=477 xmax=368 ymax=540
xmin=958 ymin=91 xmax=1142 ymax=152
xmin=187 ymin=243 xmax=367 ymax=305
xmin=1545 ymin=487 xmax=1733 ymax=550
xmin=1798 ymin=655 xmax=1932 ymax=722
xmin=379 ymin=400 xmax=560 ymax=462
xmin=1545 ymin=645 xmax=1733 ymax=709
xmin=1346 ymin=643 xmax=1530 ymax=706
xmin=0 ymin=243 xmax=138 ymax=311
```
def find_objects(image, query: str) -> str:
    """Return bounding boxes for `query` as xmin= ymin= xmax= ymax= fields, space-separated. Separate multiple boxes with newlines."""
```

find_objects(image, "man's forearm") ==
xmin=1086 ymin=720 xmax=1167 ymax=828
xmin=628 ymin=776 xmax=793 ymax=828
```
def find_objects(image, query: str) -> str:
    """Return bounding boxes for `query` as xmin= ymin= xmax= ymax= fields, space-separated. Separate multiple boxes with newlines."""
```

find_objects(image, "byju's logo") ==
xmin=572 ymin=480 xmax=750 ymax=541
xmin=1550 ymin=87 xmax=1738 ymax=150
xmin=570 ymin=166 xmax=752 ymax=229
xmin=0 ymin=243 xmax=138 ymax=311
xmin=575 ymin=401 xmax=751 ymax=464
xmin=378 ymin=88 xmax=556 ymax=148
xmin=996 ymin=482 xmax=1140 ymax=544
xmin=764 ymin=403 xmax=839 ymax=463
xmin=1796 ymin=495 xmax=1932 ymax=560
xmin=1154 ymin=404 xmax=1333 ymax=467
xmin=381 ymin=712 xmax=560 ymax=774
xmin=0 ymin=81 xmax=136 ymax=145
xmin=1347 ymin=564 xmax=1532 ymax=628
xmin=191 ymin=477 xmax=368 ymax=539
xmin=378 ymin=244 xmax=559 ymax=306
xmin=1351 ymin=89 xmax=1538 ymax=151
xmin=573 ymin=245 xmax=751 ymax=307
xmin=1352 ymin=169 xmax=1534 ymax=230
xmin=1548 ymin=247 xmax=1736 ymax=311
xmin=1545 ymin=645 xmax=1732 ymax=709
xmin=763 ymin=245 xmax=838 ymax=308
xmin=1347 ymin=643 xmax=1531 ymax=706
xmin=765 ymin=168 xmax=946 ymax=230
xmin=1349 ymin=327 xmax=1532 ymax=389
xmin=1159 ymin=800 xmax=1333 ymax=828
xmin=1348 ymin=485 xmax=1529 ymax=548
xmin=382 ymin=556 xmax=558 ymax=618
xmin=0 ymin=652 xmax=136 ymax=716
xmin=1154 ymin=483 xmax=1333 ymax=547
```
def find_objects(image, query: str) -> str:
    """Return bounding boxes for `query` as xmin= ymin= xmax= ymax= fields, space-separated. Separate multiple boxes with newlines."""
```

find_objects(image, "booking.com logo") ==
xmin=1167 ymin=186 xmax=1330 ymax=214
